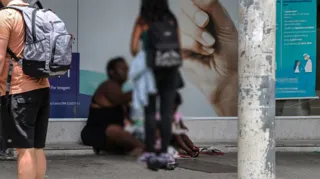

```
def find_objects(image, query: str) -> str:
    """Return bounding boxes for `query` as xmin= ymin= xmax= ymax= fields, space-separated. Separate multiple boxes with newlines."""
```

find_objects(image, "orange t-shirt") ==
xmin=0 ymin=1 xmax=49 ymax=96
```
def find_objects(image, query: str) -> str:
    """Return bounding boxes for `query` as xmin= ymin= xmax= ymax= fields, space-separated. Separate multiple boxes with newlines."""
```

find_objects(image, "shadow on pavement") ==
xmin=177 ymin=159 xmax=237 ymax=173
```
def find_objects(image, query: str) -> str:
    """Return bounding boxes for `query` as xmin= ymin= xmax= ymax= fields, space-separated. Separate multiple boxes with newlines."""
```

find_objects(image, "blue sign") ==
xmin=276 ymin=0 xmax=317 ymax=99
xmin=49 ymin=53 xmax=80 ymax=118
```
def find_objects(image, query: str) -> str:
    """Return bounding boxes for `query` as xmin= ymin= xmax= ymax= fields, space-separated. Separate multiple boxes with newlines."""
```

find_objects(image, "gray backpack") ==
xmin=5 ymin=3 xmax=74 ymax=78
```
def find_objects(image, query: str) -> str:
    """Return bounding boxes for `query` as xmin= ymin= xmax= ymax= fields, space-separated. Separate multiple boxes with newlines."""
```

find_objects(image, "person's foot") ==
xmin=146 ymin=155 xmax=161 ymax=171
xmin=137 ymin=152 xmax=155 ymax=163
xmin=186 ymin=149 xmax=196 ymax=157
xmin=157 ymin=153 xmax=178 ymax=170
xmin=192 ymin=146 xmax=200 ymax=152
xmin=186 ymin=147 xmax=200 ymax=157
xmin=191 ymin=146 xmax=200 ymax=157
xmin=162 ymin=162 xmax=178 ymax=170
xmin=146 ymin=154 xmax=178 ymax=171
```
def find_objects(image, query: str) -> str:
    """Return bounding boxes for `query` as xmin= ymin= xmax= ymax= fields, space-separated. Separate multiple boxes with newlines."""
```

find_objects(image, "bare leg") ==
xmin=16 ymin=148 xmax=37 ymax=179
xmin=174 ymin=135 xmax=193 ymax=156
xmin=106 ymin=125 xmax=144 ymax=155
xmin=181 ymin=134 xmax=197 ymax=150
xmin=35 ymin=149 xmax=46 ymax=179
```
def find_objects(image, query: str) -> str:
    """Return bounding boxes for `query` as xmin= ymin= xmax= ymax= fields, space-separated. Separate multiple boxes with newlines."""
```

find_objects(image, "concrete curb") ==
xmin=3 ymin=142 xmax=320 ymax=159
xmin=43 ymin=144 xmax=320 ymax=156
xmin=42 ymin=147 xmax=320 ymax=157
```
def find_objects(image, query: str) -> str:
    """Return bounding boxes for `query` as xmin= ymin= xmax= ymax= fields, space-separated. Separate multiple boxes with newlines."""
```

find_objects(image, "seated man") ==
xmin=81 ymin=57 xmax=144 ymax=156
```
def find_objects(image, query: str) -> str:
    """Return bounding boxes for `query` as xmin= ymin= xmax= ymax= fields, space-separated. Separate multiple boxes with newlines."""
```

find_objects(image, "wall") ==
xmin=40 ymin=0 xmax=78 ymax=52
xmin=46 ymin=118 xmax=320 ymax=144
xmin=33 ymin=0 xmax=320 ymax=145
xmin=77 ymin=0 xmax=240 ymax=117
xmin=39 ymin=0 xmax=319 ymax=118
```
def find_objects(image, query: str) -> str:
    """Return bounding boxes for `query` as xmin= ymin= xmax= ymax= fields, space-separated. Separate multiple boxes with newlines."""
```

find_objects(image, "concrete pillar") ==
xmin=238 ymin=0 xmax=276 ymax=179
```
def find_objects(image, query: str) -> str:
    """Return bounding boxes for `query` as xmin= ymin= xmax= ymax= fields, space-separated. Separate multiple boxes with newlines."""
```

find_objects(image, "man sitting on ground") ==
xmin=81 ymin=57 xmax=144 ymax=156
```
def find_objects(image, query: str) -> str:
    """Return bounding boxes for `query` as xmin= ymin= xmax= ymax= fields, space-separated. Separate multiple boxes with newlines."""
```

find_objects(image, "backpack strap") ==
xmin=4 ymin=5 xmax=28 ymax=101
xmin=6 ymin=48 xmax=19 ymax=63
xmin=5 ymin=49 xmax=20 ymax=102
xmin=4 ymin=1 xmax=43 ymax=99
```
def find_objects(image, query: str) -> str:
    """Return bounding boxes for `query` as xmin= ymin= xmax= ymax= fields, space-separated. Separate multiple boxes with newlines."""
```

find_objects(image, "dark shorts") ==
xmin=81 ymin=125 xmax=130 ymax=154
xmin=81 ymin=126 xmax=108 ymax=150
xmin=1 ymin=88 xmax=50 ymax=149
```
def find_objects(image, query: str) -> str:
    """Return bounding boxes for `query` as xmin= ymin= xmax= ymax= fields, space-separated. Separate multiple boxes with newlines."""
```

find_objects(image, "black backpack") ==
xmin=146 ymin=18 xmax=182 ymax=69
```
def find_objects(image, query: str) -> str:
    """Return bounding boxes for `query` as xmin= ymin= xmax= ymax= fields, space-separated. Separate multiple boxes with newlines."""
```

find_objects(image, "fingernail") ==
xmin=194 ymin=11 xmax=208 ymax=27
xmin=202 ymin=31 xmax=215 ymax=46
xmin=202 ymin=46 xmax=214 ymax=54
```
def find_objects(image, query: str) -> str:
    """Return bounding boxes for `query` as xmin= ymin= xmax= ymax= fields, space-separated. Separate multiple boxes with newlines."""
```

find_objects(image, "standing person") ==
xmin=131 ymin=0 xmax=182 ymax=171
xmin=0 ymin=0 xmax=50 ymax=178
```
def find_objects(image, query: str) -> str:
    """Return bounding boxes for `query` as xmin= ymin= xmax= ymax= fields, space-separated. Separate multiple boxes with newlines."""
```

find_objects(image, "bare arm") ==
xmin=179 ymin=120 xmax=188 ymax=130
xmin=0 ymin=39 xmax=8 ymax=72
xmin=0 ymin=11 xmax=11 ymax=75
xmin=130 ymin=20 xmax=142 ymax=56
xmin=104 ymin=82 xmax=132 ymax=106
